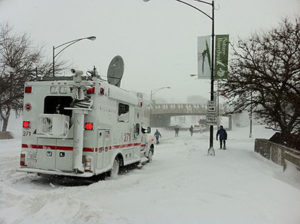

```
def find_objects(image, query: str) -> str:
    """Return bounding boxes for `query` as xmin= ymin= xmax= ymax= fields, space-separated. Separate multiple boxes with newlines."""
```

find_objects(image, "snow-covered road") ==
xmin=1 ymin=126 xmax=300 ymax=224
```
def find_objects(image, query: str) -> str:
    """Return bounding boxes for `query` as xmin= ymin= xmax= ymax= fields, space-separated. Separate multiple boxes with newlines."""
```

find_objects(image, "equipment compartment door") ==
xmin=97 ymin=129 xmax=111 ymax=171
xmin=55 ymin=139 xmax=73 ymax=171
xmin=36 ymin=138 xmax=57 ymax=170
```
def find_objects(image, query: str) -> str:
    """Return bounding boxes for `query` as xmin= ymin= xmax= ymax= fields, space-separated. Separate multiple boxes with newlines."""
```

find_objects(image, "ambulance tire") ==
xmin=147 ymin=150 xmax=153 ymax=163
xmin=110 ymin=157 xmax=120 ymax=178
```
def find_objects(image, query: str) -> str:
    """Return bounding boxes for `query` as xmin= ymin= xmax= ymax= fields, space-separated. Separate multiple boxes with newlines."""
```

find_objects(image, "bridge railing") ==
xmin=149 ymin=103 xmax=228 ymax=115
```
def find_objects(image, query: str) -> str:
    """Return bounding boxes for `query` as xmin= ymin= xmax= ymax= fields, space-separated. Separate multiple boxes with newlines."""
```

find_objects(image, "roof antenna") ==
xmin=87 ymin=66 xmax=100 ymax=79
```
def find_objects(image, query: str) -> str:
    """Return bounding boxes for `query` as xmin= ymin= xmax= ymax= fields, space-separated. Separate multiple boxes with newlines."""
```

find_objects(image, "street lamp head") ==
xmin=52 ymin=36 xmax=96 ymax=77
xmin=87 ymin=36 xmax=96 ymax=41
xmin=143 ymin=0 xmax=151 ymax=2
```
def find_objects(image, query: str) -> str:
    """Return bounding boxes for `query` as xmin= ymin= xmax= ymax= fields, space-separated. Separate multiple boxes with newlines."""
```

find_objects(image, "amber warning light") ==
xmin=20 ymin=153 xmax=26 ymax=166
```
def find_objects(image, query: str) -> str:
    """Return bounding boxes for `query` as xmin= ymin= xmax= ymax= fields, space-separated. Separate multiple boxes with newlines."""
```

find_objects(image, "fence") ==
xmin=255 ymin=139 xmax=300 ymax=169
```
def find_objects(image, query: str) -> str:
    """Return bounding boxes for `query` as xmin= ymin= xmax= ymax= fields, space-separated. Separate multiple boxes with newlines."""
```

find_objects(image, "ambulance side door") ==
xmin=133 ymin=108 xmax=142 ymax=160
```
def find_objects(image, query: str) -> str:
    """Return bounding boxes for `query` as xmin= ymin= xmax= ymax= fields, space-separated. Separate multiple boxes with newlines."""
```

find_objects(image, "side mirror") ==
xmin=147 ymin=127 xmax=151 ymax=133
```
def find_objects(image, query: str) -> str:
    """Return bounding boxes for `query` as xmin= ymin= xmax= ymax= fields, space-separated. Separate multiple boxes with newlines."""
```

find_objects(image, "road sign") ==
xmin=206 ymin=114 xmax=217 ymax=125
xmin=207 ymin=101 xmax=216 ymax=113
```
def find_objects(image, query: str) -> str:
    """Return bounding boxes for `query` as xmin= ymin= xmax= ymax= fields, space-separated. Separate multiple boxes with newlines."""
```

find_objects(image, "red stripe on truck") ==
xmin=21 ymin=143 xmax=144 ymax=152
xmin=33 ymin=145 xmax=50 ymax=149
xmin=83 ymin=148 xmax=94 ymax=152
xmin=57 ymin=146 xmax=73 ymax=151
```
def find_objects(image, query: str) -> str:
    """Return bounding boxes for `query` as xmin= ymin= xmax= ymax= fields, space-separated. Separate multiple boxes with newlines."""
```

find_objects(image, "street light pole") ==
xmin=52 ymin=46 xmax=55 ymax=77
xmin=52 ymin=36 xmax=96 ymax=76
xmin=150 ymin=86 xmax=171 ymax=125
xmin=150 ymin=86 xmax=171 ymax=102
xmin=208 ymin=0 xmax=215 ymax=156
xmin=144 ymin=0 xmax=215 ymax=155
xmin=249 ymin=90 xmax=253 ymax=138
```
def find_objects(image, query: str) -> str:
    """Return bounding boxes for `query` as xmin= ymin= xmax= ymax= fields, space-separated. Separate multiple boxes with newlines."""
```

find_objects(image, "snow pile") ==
xmin=1 ymin=125 xmax=300 ymax=224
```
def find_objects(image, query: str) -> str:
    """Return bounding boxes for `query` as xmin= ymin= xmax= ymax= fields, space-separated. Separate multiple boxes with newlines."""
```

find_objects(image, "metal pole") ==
xmin=249 ymin=91 xmax=253 ymax=138
xmin=52 ymin=36 xmax=96 ymax=77
xmin=149 ymin=87 xmax=170 ymax=126
xmin=144 ymin=0 xmax=215 ymax=153
xmin=208 ymin=0 xmax=215 ymax=156
xmin=52 ymin=46 xmax=55 ymax=77
xmin=150 ymin=90 xmax=153 ymax=125
xmin=217 ymin=80 xmax=220 ymax=128
xmin=73 ymin=87 xmax=86 ymax=173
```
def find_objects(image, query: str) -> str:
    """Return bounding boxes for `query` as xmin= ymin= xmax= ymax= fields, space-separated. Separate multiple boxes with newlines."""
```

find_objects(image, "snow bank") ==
xmin=1 ymin=125 xmax=300 ymax=224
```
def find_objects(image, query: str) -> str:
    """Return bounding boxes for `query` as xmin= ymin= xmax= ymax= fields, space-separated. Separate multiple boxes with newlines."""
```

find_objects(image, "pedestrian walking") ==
xmin=189 ymin=125 xmax=194 ymax=136
xmin=174 ymin=126 xmax=179 ymax=137
xmin=154 ymin=129 xmax=162 ymax=144
xmin=216 ymin=125 xmax=227 ymax=149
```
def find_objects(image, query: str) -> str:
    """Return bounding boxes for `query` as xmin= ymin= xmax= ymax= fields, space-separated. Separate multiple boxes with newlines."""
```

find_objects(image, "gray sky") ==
xmin=0 ymin=0 xmax=299 ymax=102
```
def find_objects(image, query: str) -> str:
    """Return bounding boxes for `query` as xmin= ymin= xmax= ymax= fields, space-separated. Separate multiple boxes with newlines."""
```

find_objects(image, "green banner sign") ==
xmin=215 ymin=34 xmax=229 ymax=80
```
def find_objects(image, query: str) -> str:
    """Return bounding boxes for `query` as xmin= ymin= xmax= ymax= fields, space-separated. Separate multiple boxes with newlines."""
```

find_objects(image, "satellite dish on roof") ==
xmin=107 ymin=55 xmax=124 ymax=87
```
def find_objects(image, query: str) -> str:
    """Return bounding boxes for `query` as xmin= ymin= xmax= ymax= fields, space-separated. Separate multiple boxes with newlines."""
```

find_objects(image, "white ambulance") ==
xmin=18 ymin=69 xmax=154 ymax=178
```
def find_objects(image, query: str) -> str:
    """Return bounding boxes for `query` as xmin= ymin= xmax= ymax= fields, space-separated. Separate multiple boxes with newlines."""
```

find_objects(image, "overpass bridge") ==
xmin=149 ymin=103 xmax=232 ymax=129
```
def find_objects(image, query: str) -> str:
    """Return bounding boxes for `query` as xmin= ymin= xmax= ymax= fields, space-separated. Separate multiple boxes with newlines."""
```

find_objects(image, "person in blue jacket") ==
xmin=216 ymin=125 xmax=227 ymax=149
xmin=154 ymin=129 xmax=162 ymax=144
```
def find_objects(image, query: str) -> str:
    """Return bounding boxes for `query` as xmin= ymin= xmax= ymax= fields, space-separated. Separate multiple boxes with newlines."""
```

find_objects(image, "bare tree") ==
xmin=0 ymin=24 xmax=63 ymax=132
xmin=221 ymin=18 xmax=300 ymax=134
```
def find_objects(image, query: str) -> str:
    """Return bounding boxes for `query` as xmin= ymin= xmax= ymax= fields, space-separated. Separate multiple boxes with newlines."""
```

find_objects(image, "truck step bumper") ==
xmin=17 ymin=167 xmax=94 ymax=177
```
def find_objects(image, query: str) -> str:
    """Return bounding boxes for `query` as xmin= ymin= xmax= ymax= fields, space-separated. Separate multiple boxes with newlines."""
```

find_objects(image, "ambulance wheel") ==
xmin=147 ymin=150 xmax=153 ymax=163
xmin=110 ymin=157 xmax=120 ymax=178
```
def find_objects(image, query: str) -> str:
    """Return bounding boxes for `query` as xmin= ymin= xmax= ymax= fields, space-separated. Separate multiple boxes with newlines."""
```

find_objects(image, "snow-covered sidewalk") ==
xmin=1 ymin=125 xmax=300 ymax=224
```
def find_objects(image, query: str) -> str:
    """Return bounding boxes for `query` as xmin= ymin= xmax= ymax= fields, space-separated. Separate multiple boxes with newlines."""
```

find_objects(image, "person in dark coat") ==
xmin=174 ymin=126 xmax=179 ymax=137
xmin=189 ymin=125 xmax=194 ymax=136
xmin=216 ymin=125 xmax=227 ymax=149
xmin=154 ymin=129 xmax=162 ymax=144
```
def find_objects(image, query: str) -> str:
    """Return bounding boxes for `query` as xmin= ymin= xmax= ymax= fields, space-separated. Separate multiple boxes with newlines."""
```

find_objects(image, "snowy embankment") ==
xmin=1 ymin=124 xmax=300 ymax=224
